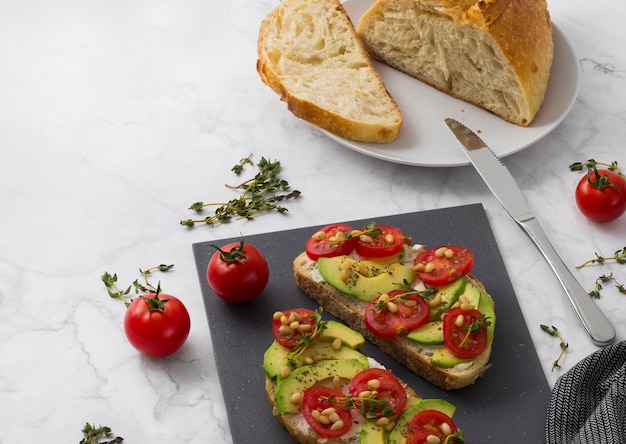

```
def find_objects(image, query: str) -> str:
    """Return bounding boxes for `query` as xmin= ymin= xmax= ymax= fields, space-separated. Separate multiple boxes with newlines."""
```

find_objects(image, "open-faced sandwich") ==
xmin=265 ymin=308 xmax=466 ymax=443
xmin=292 ymin=222 xmax=496 ymax=390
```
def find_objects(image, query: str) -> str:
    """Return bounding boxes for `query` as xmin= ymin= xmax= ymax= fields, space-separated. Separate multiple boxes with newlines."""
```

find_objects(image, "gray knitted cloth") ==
xmin=547 ymin=341 xmax=626 ymax=444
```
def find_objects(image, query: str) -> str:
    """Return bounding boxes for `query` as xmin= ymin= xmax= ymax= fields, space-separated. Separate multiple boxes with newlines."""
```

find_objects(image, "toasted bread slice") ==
xmin=293 ymin=252 xmax=493 ymax=390
xmin=257 ymin=0 xmax=402 ymax=143
xmin=356 ymin=0 xmax=553 ymax=126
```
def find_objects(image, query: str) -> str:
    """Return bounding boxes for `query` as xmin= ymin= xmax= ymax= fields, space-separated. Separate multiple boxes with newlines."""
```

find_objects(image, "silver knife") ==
xmin=444 ymin=117 xmax=616 ymax=347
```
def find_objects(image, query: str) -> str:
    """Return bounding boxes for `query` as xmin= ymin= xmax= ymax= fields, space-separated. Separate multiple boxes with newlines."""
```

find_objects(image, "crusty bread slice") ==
xmin=356 ymin=0 xmax=554 ymax=126
xmin=257 ymin=0 xmax=403 ymax=143
xmin=293 ymin=252 xmax=493 ymax=390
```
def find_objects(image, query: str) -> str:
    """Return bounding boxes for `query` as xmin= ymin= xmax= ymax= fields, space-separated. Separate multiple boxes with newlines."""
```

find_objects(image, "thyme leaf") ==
xmin=102 ymin=264 xmax=174 ymax=308
xmin=285 ymin=308 xmax=328 ymax=368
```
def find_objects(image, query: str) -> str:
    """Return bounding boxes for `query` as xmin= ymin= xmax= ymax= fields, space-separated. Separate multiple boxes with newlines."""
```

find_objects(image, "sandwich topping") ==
xmin=304 ymin=222 xmax=495 ymax=368
xmin=264 ymin=308 xmax=466 ymax=443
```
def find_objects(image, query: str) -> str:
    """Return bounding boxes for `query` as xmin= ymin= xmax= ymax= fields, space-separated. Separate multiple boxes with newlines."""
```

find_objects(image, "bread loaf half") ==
xmin=257 ymin=0 xmax=403 ymax=143
xmin=356 ymin=0 xmax=554 ymax=126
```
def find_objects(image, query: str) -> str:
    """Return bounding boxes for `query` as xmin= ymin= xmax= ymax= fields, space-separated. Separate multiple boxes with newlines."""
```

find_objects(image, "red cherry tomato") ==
xmin=302 ymin=386 xmax=352 ymax=439
xmin=442 ymin=307 xmax=489 ymax=359
xmin=348 ymin=368 xmax=407 ymax=419
xmin=272 ymin=308 xmax=318 ymax=349
xmin=407 ymin=410 xmax=460 ymax=444
xmin=364 ymin=290 xmax=430 ymax=338
xmin=413 ymin=246 xmax=474 ymax=287
xmin=575 ymin=169 xmax=626 ymax=223
xmin=305 ymin=224 xmax=357 ymax=261
xmin=124 ymin=293 xmax=191 ymax=357
xmin=207 ymin=239 xmax=269 ymax=303
xmin=355 ymin=225 xmax=404 ymax=258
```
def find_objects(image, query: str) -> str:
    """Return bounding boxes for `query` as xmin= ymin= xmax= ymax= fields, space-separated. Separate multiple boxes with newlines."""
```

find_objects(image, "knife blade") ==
xmin=444 ymin=117 xmax=616 ymax=347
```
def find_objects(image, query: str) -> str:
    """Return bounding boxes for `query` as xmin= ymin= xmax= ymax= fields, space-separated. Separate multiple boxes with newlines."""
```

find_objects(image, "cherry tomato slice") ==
xmin=364 ymin=290 xmax=430 ymax=338
xmin=575 ymin=169 xmax=626 ymax=223
xmin=271 ymin=308 xmax=317 ymax=349
xmin=443 ymin=307 xmax=489 ymax=359
xmin=302 ymin=386 xmax=352 ymax=439
xmin=355 ymin=225 xmax=404 ymax=258
xmin=348 ymin=368 xmax=407 ymax=419
xmin=414 ymin=245 xmax=474 ymax=286
xmin=306 ymin=224 xmax=358 ymax=261
xmin=407 ymin=410 xmax=459 ymax=444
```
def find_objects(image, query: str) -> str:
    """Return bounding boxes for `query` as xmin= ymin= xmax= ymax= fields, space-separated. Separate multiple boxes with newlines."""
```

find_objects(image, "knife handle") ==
xmin=518 ymin=218 xmax=616 ymax=346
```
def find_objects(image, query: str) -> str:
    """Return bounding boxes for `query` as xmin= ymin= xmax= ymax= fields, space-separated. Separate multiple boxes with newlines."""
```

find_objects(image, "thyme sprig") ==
xmin=569 ymin=159 xmax=625 ymax=194
xmin=101 ymin=264 xmax=174 ymax=307
xmin=321 ymin=392 xmax=396 ymax=418
xmin=285 ymin=308 xmax=328 ymax=367
xmin=540 ymin=325 xmax=568 ymax=371
xmin=80 ymin=423 xmax=124 ymax=444
xmin=589 ymin=273 xmax=626 ymax=298
xmin=569 ymin=159 xmax=625 ymax=177
xmin=458 ymin=314 xmax=491 ymax=348
xmin=577 ymin=247 xmax=626 ymax=268
xmin=371 ymin=287 xmax=437 ymax=311
xmin=181 ymin=155 xmax=301 ymax=227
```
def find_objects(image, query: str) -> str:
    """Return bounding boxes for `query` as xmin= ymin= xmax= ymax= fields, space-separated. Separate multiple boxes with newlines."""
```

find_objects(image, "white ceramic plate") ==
xmin=321 ymin=0 xmax=580 ymax=167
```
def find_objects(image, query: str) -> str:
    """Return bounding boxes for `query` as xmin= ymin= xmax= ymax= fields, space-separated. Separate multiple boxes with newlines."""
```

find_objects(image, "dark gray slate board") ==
xmin=192 ymin=204 xmax=551 ymax=443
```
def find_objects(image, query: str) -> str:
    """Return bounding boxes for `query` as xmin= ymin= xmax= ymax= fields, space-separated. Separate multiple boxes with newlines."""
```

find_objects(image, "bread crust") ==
xmin=257 ymin=0 xmax=402 ymax=143
xmin=293 ymin=252 xmax=493 ymax=390
xmin=357 ymin=0 xmax=553 ymax=126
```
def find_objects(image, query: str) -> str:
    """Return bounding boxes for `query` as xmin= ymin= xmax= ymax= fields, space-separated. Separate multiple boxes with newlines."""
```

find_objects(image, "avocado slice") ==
xmin=318 ymin=255 xmax=415 ymax=302
xmin=319 ymin=320 xmax=366 ymax=349
xmin=428 ymin=277 xmax=467 ymax=321
xmin=274 ymin=359 xmax=368 ymax=414
xmin=359 ymin=419 xmax=385 ymax=444
xmin=263 ymin=340 xmax=369 ymax=378
xmin=407 ymin=320 xmax=444 ymax=345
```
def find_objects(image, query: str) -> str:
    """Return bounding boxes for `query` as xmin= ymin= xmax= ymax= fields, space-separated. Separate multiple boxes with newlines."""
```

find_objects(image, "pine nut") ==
xmin=405 ymin=299 xmax=417 ymax=307
xmin=376 ymin=417 xmax=390 ymax=426
xmin=387 ymin=301 xmax=398 ymax=313
xmin=332 ymin=338 xmax=342 ymax=350
xmin=455 ymin=314 xmax=465 ymax=327
xmin=332 ymin=375 xmax=341 ymax=391
xmin=379 ymin=293 xmax=390 ymax=302
xmin=358 ymin=262 xmax=370 ymax=275
xmin=321 ymin=407 xmax=336 ymax=416
xmin=329 ymin=412 xmax=341 ymax=423
xmin=414 ymin=263 xmax=425 ymax=272
xmin=303 ymin=356 xmax=314 ymax=365
xmin=318 ymin=414 xmax=331 ymax=425
xmin=311 ymin=410 xmax=321 ymax=421
xmin=445 ymin=248 xmax=454 ymax=258
xmin=311 ymin=230 xmax=326 ymax=240
xmin=429 ymin=295 xmax=442 ymax=307
xmin=359 ymin=390 xmax=372 ymax=398
xmin=280 ymin=365 xmax=290 ymax=379
xmin=440 ymin=422 xmax=452 ymax=435
xmin=273 ymin=311 xmax=284 ymax=320
xmin=385 ymin=233 xmax=394 ymax=244
xmin=435 ymin=247 xmax=447 ymax=257
xmin=334 ymin=231 xmax=346 ymax=242
xmin=330 ymin=420 xmax=345 ymax=431
xmin=290 ymin=320 xmax=300 ymax=330
xmin=298 ymin=323 xmax=312 ymax=333
xmin=291 ymin=392 xmax=302 ymax=404
xmin=460 ymin=302 xmax=474 ymax=311
xmin=359 ymin=234 xmax=373 ymax=243
xmin=426 ymin=435 xmax=441 ymax=444
xmin=384 ymin=420 xmax=396 ymax=432
xmin=278 ymin=325 xmax=294 ymax=336
xmin=367 ymin=378 xmax=381 ymax=390
xmin=459 ymin=294 xmax=469 ymax=304
xmin=424 ymin=262 xmax=435 ymax=273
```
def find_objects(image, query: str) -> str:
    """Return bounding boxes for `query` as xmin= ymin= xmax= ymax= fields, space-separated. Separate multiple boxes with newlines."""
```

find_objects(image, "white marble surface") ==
xmin=1 ymin=0 xmax=625 ymax=442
